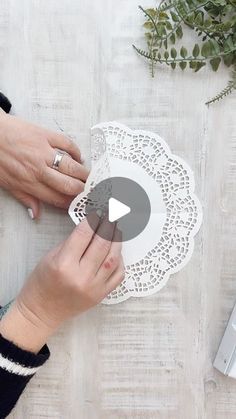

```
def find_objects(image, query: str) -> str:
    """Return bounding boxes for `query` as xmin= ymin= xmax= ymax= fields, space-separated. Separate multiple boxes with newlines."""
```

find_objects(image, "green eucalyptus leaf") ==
xmin=176 ymin=25 xmax=183 ymax=38
xmin=192 ymin=44 xmax=200 ymax=58
xmin=171 ymin=62 xmax=176 ymax=69
xmin=165 ymin=21 xmax=173 ymax=30
xmin=159 ymin=11 xmax=169 ymax=20
xmin=171 ymin=47 xmax=177 ymax=58
xmin=179 ymin=61 xmax=187 ymax=70
xmin=189 ymin=61 xmax=197 ymax=70
xmin=156 ymin=23 xmax=165 ymax=36
xmin=210 ymin=57 xmax=221 ymax=71
xmin=224 ymin=36 xmax=234 ymax=52
xmin=195 ymin=11 xmax=204 ymax=26
xmin=223 ymin=21 xmax=232 ymax=31
xmin=178 ymin=1 xmax=188 ymax=14
xmin=143 ymin=21 xmax=154 ymax=30
xmin=209 ymin=39 xmax=220 ymax=55
xmin=170 ymin=33 xmax=176 ymax=44
xmin=201 ymin=41 xmax=212 ymax=58
xmin=145 ymin=33 xmax=152 ymax=41
xmin=186 ymin=13 xmax=195 ymax=25
xmin=195 ymin=62 xmax=206 ymax=72
xmin=164 ymin=50 xmax=169 ymax=59
xmin=223 ymin=53 xmax=234 ymax=67
xmin=204 ymin=18 xmax=212 ymax=28
xmin=180 ymin=46 xmax=188 ymax=58
xmin=214 ymin=0 xmax=227 ymax=6
xmin=145 ymin=8 xmax=158 ymax=19
xmin=170 ymin=11 xmax=179 ymax=22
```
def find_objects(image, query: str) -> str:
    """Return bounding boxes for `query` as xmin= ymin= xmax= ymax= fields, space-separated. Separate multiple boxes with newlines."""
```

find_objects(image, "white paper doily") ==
xmin=69 ymin=122 xmax=202 ymax=304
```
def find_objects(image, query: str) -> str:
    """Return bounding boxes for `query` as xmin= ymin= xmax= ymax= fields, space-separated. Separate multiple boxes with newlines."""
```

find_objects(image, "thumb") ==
xmin=11 ymin=190 xmax=41 ymax=220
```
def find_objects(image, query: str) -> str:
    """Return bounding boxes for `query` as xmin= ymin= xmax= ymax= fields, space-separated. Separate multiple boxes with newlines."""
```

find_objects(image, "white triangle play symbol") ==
xmin=108 ymin=197 xmax=131 ymax=223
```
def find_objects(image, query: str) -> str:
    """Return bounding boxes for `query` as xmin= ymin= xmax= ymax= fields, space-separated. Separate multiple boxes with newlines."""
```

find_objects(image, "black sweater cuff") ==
xmin=0 ymin=93 xmax=11 ymax=113
xmin=0 ymin=333 xmax=50 ymax=418
xmin=0 ymin=333 xmax=50 ymax=369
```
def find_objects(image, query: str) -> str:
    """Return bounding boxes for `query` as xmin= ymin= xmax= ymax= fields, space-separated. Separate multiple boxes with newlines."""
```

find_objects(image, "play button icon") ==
xmin=85 ymin=177 xmax=151 ymax=242
xmin=108 ymin=198 xmax=131 ymax=222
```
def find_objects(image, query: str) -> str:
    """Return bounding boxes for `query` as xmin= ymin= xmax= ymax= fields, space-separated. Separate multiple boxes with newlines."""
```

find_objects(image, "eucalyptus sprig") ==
xmin=133 ymin=0 xmax=236 ymax=104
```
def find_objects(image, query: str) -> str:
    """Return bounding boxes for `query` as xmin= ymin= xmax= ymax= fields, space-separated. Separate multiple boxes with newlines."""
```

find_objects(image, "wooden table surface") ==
xmin=0 ymin=1 xmax=236 ymax=418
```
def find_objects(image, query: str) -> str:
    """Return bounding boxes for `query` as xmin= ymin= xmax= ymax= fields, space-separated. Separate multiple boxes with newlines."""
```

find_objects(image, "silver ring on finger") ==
xmin=52 ymin=151 xmax=65 ymax=170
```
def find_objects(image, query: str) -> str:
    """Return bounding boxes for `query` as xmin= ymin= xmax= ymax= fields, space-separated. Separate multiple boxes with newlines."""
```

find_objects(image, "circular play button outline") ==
xmin=85 ymin=177 xmax=151 ymax=242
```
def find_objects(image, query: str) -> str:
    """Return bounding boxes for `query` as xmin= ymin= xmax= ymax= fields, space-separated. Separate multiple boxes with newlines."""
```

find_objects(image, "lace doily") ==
xmin=69 ymin=122 xmax=202 ymax=304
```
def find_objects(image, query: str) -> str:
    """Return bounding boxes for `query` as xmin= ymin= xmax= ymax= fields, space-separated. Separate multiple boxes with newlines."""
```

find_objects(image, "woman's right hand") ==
xmin=0 ymin=217 xmax=124 ymax=352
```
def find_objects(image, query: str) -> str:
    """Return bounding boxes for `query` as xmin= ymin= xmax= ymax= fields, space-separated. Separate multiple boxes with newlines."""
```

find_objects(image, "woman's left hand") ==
xmin=0 ymin=111 xmax=89 ymax=218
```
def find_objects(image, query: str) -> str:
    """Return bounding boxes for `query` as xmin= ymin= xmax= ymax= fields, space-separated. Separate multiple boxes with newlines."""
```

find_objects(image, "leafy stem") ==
xmin=134 ymin=1 xmax=236 ymax=104
xmin=206 ymin=64 xmax=236 ymax=104
xmin=160 ymin=0 xmax=211 ymax=13
xmin=133 ymin=44 xmax=236 ymax=62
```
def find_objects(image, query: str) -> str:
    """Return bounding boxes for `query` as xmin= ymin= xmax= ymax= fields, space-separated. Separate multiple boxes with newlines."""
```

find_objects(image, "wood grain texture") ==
xmin=0 ymin=0 xmax=236 ymax=418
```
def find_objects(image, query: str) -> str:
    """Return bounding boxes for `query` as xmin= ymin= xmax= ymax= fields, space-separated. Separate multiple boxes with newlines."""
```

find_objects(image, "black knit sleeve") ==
xmin=0 ymin=93 xmax=12 ymax=113
xmin=0 ymin=305 xmax=50 ymax=418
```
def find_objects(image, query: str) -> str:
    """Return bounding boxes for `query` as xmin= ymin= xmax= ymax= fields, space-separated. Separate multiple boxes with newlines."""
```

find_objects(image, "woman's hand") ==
xmin=0 ymin=111 xmax=89 ymax=218
xmin=0 ymin=217 xmax=124 ymax=352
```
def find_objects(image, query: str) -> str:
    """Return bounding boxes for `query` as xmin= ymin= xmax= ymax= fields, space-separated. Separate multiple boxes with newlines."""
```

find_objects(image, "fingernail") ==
xmin=96 ymin=209 xmax=103 ymax=218
xmin=27 ymin=208 xmax=35 ymax=220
